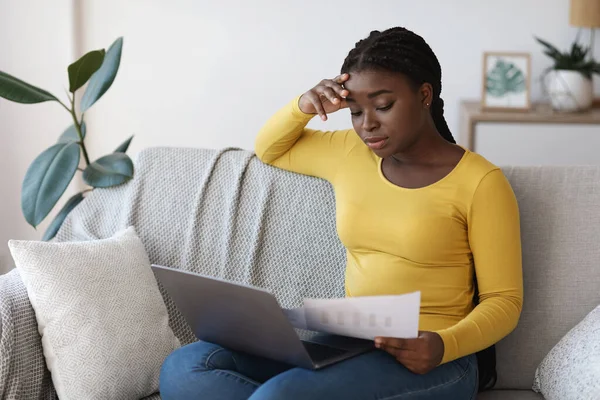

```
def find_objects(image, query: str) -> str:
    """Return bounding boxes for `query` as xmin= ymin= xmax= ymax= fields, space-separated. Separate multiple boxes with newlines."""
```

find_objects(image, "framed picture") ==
xmin=481 ymin=52 xmax=531 ymax=111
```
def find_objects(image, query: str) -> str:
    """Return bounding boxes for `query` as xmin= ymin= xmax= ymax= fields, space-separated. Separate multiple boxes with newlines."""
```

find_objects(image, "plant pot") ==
xmin=545 ymin=70 xmax=593 ymax=112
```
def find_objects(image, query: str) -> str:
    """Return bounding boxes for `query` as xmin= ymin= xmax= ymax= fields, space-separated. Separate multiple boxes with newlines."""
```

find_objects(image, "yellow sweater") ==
xmin=255 ymin=97 xmax=523 ymax=364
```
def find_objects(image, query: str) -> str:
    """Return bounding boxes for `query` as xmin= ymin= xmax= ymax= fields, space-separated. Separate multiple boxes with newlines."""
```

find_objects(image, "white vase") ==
xmin=545 ymin=70 xmax=593 ymax=112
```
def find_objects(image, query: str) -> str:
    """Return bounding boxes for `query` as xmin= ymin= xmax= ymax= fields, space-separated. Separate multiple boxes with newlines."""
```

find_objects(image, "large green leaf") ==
xmin=80 ymin=37 xmax=123 ymax=112
xmin=57 ymin=122 xmax=87 ymax=143
xmin=83 ymin=153 xmax=134 ymax=188
xmin=68 ymin=49 xmax=106 ymax=92
xmin=21 ymin=142 xmax=81 ymax=227
xmin=42 ymin=192 xmax=85 ymax=241
xmin=114 ymin=135 xmax=133 ymax=153
xmin=0 ymin=70 xmax=58 ymax=104
xmin=486 ymin=59 xmax=526 ymax=97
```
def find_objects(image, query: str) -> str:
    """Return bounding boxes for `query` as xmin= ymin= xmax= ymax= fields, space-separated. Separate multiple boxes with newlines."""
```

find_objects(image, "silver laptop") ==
xmin=152 ymin=264 xmax=373 ymax=369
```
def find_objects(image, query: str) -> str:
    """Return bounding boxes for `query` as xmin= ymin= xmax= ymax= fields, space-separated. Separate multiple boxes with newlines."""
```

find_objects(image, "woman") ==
xmin=160 ymin=27 xmax=523 ymax=399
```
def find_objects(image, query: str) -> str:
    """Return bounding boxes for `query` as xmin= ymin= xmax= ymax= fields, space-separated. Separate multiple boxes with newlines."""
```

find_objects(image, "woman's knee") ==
xmin=159 ymin=341 xmax=225 ymax=392
xmin=162 ymin=341 xmax=222 ymax=373
xmin=160 ymin=341 xmax=261 ymax=399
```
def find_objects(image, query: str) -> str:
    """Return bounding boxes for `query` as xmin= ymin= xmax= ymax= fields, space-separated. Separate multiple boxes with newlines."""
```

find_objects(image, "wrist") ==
xmin=292 ymin=95 xmax=315 ymax=118
xmin=431 ymin=332 xmax=445 ymax=366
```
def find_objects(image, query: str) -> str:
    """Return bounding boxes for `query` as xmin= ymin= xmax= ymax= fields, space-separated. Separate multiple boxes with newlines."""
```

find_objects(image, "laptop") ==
xmin=152 ymin=264 xmax=374 ymax=369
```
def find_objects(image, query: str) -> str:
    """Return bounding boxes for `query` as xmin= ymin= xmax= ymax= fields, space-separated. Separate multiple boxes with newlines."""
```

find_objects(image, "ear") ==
xmin=419 ymin=83 xmax=433 ymax=109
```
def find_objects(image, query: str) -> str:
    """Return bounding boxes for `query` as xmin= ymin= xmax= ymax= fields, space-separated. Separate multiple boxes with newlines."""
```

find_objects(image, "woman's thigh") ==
xmin=159 ymin=341 xmax=295 ymax=400
xmin=250 ymin=350 xmax=478 ymax=400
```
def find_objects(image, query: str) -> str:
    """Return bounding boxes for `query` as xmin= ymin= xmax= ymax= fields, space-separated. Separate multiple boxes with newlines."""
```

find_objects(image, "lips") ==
xmin=364 ymin=136 xmax=389 ymax=150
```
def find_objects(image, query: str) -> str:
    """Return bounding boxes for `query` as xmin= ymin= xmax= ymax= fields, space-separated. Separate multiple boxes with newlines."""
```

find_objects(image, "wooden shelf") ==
xmin=460 ymin=101 xmax=600 ymax=150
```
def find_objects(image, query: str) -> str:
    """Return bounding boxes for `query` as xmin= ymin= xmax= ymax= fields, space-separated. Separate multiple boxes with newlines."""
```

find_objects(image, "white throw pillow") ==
xmin=8 ymin=227 xmax=180 ymax=400
xmin=533 ymin=305 xmax=600 ymax=400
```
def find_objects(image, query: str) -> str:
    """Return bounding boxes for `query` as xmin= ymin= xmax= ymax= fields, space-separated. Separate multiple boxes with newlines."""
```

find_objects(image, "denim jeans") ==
xmin=159 ymin=341 xmax=478 ymax=400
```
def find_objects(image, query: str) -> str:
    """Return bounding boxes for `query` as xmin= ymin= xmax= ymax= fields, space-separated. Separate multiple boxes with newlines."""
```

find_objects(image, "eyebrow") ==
xmin=345 ymin=89 xmax=393 ymax=102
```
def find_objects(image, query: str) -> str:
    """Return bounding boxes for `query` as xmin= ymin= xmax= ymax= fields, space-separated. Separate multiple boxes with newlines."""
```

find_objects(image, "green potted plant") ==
xmin=535 ymin=36 xmax=600 ymax=112
xmin=0 ymin=37 xmax=134 ymax=240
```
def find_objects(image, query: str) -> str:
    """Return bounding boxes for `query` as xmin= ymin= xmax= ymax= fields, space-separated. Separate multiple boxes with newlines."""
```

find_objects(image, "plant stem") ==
xmin=57 ymin=99 xmax=71 ymax=113
xmin=69 ymin=94 xmax=91 ymax=166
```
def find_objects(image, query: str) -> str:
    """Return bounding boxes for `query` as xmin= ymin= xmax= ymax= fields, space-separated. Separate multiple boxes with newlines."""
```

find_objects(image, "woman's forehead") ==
xmin=344 ymin=70 xmax=410 ymax=93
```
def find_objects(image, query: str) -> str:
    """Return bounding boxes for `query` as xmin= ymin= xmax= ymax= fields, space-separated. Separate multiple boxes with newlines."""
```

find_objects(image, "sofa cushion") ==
xmin=8 ymin=227 xmax=180 ymax=400
xmin=532 ymin=304 xmax=600 ymax=399
xmin=493 ymin=167 xmax=600 ymax=389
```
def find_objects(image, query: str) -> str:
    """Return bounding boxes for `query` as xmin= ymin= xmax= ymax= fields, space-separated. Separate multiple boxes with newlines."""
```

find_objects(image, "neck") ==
xmin=390 ymin=126 xmax=450 ymax=165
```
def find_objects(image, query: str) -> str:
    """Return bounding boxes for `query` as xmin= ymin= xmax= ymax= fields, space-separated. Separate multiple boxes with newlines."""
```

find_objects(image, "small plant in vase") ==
xmin=0 ymin=37 xmax=134 ymax=240
xmin=535 ymin=36 xmax=600 ymax=112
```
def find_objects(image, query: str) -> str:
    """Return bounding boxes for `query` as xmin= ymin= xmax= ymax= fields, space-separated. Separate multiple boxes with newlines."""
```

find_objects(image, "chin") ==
xmin=372 ymin=140 xmax=405 ymax=159
xmin=371 ymin=148 xmax=393 ymax=159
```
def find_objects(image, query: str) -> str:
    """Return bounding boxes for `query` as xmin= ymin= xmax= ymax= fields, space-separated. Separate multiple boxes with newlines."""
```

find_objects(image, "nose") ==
xmin=361 ymin=111 xmax=379 ymax=133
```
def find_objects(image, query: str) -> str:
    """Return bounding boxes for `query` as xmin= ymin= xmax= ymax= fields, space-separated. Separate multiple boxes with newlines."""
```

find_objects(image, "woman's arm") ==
xmin=255 ymin=75 xmax=358 ymax=182
xmin=436 ymin=168 xmax=524 ymax=364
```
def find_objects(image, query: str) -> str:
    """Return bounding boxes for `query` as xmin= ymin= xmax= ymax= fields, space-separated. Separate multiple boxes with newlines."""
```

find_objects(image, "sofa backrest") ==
xmin=56 ymin=148 xmax=600 ymax=390
xmin=495 ymin=166 xmax=600 ymax=389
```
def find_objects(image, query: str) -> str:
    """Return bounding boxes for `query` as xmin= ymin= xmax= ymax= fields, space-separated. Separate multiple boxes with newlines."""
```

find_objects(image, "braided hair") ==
xmin=342 ymin=27 xmax=497 ymax=392
xmin=340 ymin=27 xmax=455 ymax=144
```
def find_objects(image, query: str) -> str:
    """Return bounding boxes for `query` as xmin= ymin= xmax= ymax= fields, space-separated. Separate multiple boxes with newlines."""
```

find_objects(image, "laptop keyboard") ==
xmin=302 ymin=341 xmax=348 ymax=363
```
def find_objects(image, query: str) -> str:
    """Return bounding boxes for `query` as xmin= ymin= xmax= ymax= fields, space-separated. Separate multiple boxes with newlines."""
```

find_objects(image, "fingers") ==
xmin=380 ymin=345 xmax=416 ymax=361
xmin=334 ymin=73 xmax=350 ymax=85
xmin=330 ymin=73 xmax=350 ymax=97
xmin=318 ymin=79 xmax=346 ymax=102
xmin=377 ymin=343 xmax=430 ymax=375
xmin=319 ymin=86 xmax=340 ymax=105
xmin=375 ymin=334 xmax=442 ymax=376
xmin=302 ymin=74 xmax=351 ymax=120
xmin=305 ymin=91 xmax=327 ymax=121
xmin=322 ymin=83 xmax=348 ymax=102
xmin=376 ymin=337 xmax=417 ymax=361
xmin=375 ymin=337 xmax=409 ymax=350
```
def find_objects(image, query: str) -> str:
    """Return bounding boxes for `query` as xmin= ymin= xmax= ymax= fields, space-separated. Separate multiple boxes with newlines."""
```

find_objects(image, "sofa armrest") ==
xmin=0 ymin=269 xmax=57 ymax=400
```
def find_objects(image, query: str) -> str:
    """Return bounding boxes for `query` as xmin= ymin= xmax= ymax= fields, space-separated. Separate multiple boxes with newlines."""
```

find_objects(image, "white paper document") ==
xmin=282 ymin=291 xmax=420 ymax=340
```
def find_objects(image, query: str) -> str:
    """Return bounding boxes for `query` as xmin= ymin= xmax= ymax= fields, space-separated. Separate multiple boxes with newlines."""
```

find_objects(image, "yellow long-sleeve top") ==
xmin=255 ymin=97 xmax=523 ymax=364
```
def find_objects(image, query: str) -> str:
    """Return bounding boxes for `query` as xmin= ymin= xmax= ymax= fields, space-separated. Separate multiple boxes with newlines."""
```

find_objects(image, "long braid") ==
xmin=431 ymin=97 xmax=455 ymax=144
xmin=341 ymin=27 xmax=456 ymax=144
xmin=342 ymin=27 xmax=497 ymax=392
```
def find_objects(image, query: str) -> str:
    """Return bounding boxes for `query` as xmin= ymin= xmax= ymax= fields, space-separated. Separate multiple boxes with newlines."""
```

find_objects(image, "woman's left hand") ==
xmin=374 ymin=331 xmax=445 ymax=375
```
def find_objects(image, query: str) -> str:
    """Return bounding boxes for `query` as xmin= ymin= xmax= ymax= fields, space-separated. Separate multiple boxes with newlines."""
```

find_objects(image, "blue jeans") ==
xmin=159 ymin=341 xmax=478 ymax=399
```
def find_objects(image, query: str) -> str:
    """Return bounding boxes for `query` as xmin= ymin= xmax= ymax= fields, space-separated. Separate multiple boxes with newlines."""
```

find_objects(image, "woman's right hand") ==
xmin=298 ymin=74 xmax=350 ymax=121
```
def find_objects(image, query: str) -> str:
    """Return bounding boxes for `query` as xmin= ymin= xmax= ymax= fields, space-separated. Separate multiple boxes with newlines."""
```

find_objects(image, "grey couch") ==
xmin=1 ymin=147 xmax=599 ymax=399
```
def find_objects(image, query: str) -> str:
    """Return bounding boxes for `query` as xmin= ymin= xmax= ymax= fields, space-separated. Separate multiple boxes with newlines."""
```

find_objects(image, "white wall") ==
xmin=79 ymin=0 xmax=598 ymax=158
xmin=1 ymin=0 xmax=598 ymax=272
xmin=0 ymin=0 xmax=76 ymax=273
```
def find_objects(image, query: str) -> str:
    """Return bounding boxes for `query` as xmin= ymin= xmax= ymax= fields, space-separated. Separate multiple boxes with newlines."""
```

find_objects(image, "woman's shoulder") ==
xmin=459 ymin=149 xmax=511 ymax=191
xmin=462 ymin=149 xmax=501 ymax=176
